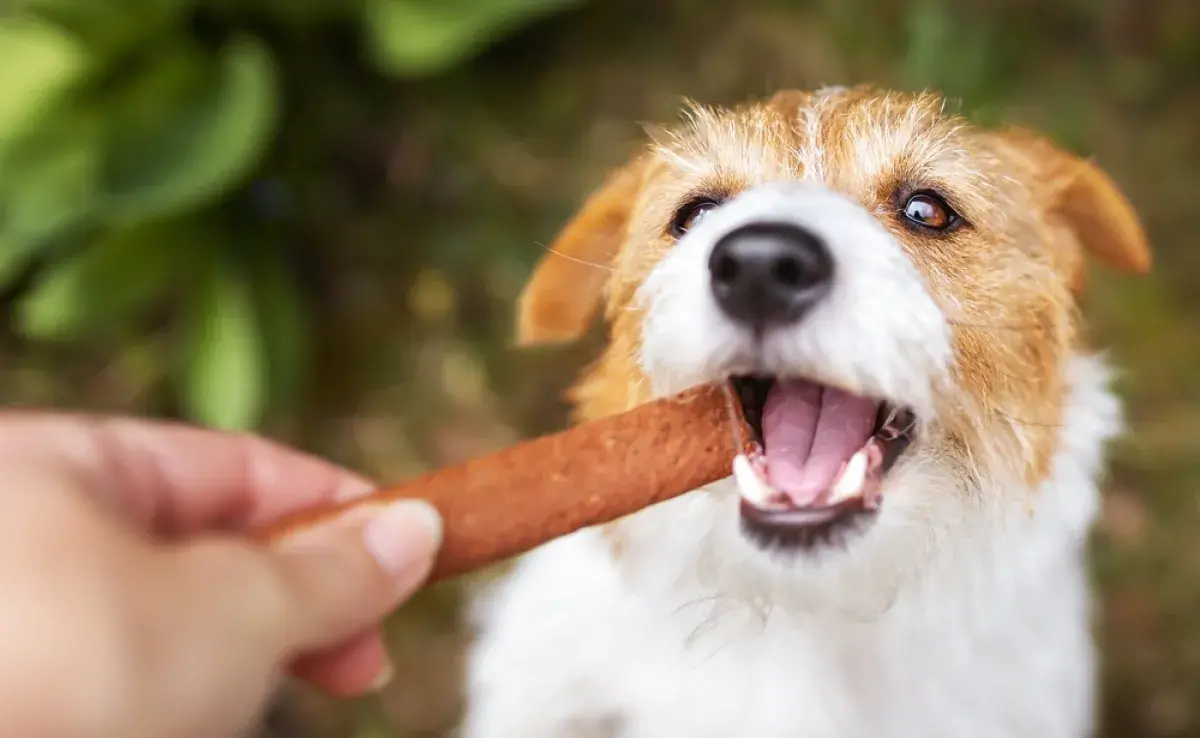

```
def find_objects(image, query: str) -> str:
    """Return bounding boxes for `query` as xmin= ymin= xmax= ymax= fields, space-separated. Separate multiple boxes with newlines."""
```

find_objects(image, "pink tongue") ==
xmin=761 ymin=379 xmax=878 ymax=506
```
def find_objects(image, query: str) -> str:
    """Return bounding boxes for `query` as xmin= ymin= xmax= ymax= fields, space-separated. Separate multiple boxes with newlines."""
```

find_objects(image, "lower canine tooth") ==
xmin=828 ymin=448 xmax=869 ymax=504
xmin=733 ymin=454 xmax=778 ymax=508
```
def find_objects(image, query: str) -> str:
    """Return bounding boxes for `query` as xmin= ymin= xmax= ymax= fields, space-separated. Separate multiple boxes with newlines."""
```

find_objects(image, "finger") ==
xmin=0 ymin=412 xmax=375 ymax=535
xmin=266 ymin=499 xmax=441 ymax=652
xmin=148 ymin=499 xmax=439 ymax=722
xmin=289 ymin=630 xmax=391 ymax=696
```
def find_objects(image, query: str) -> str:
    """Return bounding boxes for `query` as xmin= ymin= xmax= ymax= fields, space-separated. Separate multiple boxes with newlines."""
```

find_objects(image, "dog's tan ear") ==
xmin=516 ymin=155 xmax=648 ymax=346
xmin=999 ymin=128 xmax=1151 ymax=291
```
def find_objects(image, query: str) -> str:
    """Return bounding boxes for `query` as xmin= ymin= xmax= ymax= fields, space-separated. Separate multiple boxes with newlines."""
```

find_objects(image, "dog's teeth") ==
xmin=733 ymin=454 xmax=778 ymax=508
xmin=828 ymin=448 xmax=869 ymax=504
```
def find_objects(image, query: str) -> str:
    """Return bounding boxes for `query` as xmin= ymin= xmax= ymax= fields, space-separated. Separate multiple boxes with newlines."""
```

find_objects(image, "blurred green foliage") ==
xmin=0 ymin=0 xmax=580 ymax=430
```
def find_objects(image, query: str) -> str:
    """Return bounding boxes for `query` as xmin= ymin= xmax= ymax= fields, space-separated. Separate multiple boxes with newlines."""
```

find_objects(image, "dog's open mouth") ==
xmin=729 ymin=375 xmax=916 ymax=549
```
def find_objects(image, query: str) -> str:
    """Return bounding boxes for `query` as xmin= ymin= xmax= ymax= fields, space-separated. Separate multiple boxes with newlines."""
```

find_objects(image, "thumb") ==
xmin=130 ymin=500 xmax=442 ymax=738
xmin=265 ymin=499 xmax=443 ymax=653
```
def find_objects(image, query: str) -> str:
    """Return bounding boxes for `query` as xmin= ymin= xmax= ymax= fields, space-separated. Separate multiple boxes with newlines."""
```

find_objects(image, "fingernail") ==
xmin=370 ymin=662 xmax=395 ymax=692
xmin=363 ymin=500 xmax=443 ymax=575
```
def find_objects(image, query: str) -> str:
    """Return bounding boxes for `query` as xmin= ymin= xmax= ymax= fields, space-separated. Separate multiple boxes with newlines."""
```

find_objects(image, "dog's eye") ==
xmin=669 ymin=198 xmax=721 ymax=237
xmin=901 ymin=192 xmax=959 ymax=231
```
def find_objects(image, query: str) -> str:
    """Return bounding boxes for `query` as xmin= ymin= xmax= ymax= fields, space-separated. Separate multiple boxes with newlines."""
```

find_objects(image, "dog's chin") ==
xmin=707 ymin=491 xmax=913 ymax=620
xmin=723 ymin=374 xmax=918 ymax=563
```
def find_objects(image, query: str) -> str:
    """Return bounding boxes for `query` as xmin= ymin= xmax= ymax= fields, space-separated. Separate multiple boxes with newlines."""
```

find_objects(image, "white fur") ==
xmin=459 ymin=355 xmax=1117 ymax=738
xmin=458 ymin=182 xmax=1120 ymax=738
xmin=636 ymin=182 xmax=952 ymax=420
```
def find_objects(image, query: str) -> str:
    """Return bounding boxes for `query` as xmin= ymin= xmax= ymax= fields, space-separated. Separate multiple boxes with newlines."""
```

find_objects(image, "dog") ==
xmin=457 ymin=86 xmax=1151 ymax=738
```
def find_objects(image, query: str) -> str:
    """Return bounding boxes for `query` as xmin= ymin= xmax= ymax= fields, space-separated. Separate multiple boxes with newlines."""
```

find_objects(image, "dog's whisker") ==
xmin=946 ymin=318 xmax=1039 ymax=331
xmin=672 ymin=593 xmax=728 ymax=616
xmin=535 ymin=240 xmax=615 ymax=272
xmin=680 ymin=591 xmax=775 ymax=663
xmin=991 ymin=408 xmax=1065 ymax=429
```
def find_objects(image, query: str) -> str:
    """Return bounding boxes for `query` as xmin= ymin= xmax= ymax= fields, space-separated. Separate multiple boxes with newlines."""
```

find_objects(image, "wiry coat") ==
xmin=459 ymin=87 xmax=1151 ymax=738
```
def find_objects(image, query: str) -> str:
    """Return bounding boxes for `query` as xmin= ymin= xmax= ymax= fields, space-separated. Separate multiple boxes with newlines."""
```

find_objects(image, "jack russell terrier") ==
xmin=459 ymin=85 xmax=1151 ymax=738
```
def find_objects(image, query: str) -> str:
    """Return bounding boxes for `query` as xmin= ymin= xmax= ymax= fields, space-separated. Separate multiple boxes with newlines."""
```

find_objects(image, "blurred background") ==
xmin=0 ymin=0 xmax=1197 ymax=736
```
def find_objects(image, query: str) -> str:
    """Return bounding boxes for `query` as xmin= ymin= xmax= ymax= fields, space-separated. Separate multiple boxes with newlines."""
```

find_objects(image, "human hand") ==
xmin=0 ymin=412 xmax=442 ymax=738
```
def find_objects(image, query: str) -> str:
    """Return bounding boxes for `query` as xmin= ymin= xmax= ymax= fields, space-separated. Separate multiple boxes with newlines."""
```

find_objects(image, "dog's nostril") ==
xmin=712 ymin=253 xmax=741 ymax=285
xmin=772 ymin=255 xmax=802 ymax=288
xmin=708 ymin=221 xmax=833 ymax=329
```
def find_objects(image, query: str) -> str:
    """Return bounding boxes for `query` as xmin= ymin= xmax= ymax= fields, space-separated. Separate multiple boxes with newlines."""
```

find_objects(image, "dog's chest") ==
xmin=463 ymin=529 xmax=1094 ymax=738
xmin=562 ymin=596 xmax=1013 ymax=738
xmin=591 ymin=608 xmax=892 ymax=738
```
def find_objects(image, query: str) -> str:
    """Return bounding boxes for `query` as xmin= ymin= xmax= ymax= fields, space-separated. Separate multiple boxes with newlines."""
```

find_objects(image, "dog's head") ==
xmin=516 ymin=87 xmax=1150 ymax=610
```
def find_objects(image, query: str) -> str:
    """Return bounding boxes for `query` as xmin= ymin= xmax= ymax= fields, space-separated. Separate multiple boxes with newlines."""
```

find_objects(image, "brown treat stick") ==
xmin=256 ymin=382 xmax=752 ymax=584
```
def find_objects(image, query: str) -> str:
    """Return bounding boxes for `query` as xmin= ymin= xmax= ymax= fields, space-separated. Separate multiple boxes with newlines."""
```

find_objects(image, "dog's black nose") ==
xmin=708 ymin=222 xmax=833 ymax=329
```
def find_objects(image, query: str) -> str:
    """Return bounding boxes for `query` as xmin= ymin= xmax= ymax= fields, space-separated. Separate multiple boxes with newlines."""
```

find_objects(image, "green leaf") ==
xmin=14 ymin=218 xmax=194 ymax=341
xmin=0 ymin=233 xmax=45 ymax=292
xmin=251 ymin=248 xmax=311 ymax=409
xmin=181 ymin=260 xmax=266 ymax=430
xmin=365 ymin=0 xmax=584 ymax=77
xmin=0 ymin=17 xmax=89 ymax=150
xmin=14 ymin=0 xmax=185 ymax=58
xmin=0 ymin=107 xmax=101 ymax=247
xmin=98 ymin=36 xmax=279 ymax=223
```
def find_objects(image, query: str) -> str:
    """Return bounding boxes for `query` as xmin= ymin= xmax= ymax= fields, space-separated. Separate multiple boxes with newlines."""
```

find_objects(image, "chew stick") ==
xmin=257 ymin=383 xmax=751 ymax=583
